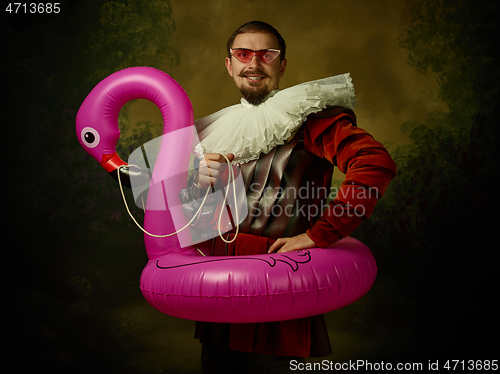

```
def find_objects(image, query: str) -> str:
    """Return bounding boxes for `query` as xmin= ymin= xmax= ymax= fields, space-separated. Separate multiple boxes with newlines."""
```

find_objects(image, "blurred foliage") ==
xmin=353 ymin=0 xmax=499 ymax=267
xmin=5 ymin=0 xmax=177 ymax=372
xmin=352 ymin=0 xmax=499 ymax=357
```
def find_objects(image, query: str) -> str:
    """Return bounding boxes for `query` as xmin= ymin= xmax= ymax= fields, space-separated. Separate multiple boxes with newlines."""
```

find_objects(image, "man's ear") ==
xmin=279 ymin=58 xmax=287 ymax=78
xmin=225 ymin=57 xmax=234 ymax=77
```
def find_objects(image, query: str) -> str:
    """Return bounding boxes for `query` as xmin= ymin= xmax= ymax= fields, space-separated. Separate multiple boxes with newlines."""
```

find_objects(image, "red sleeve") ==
xmin=303 ymin=113 xmax=397 ymax=248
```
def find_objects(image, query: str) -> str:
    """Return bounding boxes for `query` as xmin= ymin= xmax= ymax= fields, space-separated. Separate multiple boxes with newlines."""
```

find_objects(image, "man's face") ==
xmin=225 ymin=32 xmax=287 ymax=105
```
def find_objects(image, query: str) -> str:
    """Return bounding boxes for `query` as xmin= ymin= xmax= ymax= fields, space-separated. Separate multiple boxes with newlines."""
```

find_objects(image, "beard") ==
xmin=239 ymin=85 xmax=271 ymax=106
xmin=238 ymin=70 xmax=272 ymax=106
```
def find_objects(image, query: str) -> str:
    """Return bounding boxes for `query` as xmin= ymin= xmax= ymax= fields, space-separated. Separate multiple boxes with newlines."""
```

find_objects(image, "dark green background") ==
xmin=4 ymin=0 xmax=499 ymax=372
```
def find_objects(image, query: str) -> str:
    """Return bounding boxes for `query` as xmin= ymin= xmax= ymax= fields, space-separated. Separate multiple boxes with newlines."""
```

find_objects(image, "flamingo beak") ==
xmin=101 ymin=152 xmax=131 ymax=188
xmin=101 ymin=153 xmax=150 ymax=188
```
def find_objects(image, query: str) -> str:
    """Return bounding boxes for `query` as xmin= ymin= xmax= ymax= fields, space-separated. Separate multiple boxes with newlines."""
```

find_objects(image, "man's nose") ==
xmin=247 ymin=55 xmax=262 ymax=68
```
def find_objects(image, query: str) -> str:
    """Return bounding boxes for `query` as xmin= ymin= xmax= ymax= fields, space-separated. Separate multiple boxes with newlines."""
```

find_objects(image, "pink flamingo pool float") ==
xmin=76 ymin=67 xmax=377 ymax=323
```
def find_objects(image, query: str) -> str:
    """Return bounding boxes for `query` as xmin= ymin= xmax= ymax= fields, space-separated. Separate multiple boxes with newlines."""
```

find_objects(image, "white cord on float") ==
xmin=216 ymin=155 xmax=239 ymax=244
xmin=116 ymin=155 xmax=239 ymax=244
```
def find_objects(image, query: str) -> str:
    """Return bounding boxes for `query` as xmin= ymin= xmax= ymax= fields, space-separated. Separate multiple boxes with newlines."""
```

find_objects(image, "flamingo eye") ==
xmin=81 ymin=127 xmax=100 ymax=148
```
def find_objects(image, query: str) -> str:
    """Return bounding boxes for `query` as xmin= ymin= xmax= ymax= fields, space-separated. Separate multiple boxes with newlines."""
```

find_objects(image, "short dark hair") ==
xmin=226 ymin=21 xmax=286 ymax=61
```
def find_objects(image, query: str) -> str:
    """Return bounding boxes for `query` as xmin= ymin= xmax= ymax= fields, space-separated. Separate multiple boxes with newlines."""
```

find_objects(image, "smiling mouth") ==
xmin=245 ymin=76 xmax=264 ymax=81
xmin=244 ymin=76 xmax=266 ymax=86
xmin=239 ymin=71 xmax=268 ymax=83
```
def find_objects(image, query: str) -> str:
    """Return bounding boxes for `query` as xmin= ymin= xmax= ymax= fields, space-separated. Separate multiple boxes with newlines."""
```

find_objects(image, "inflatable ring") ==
xmin=76 ymin=67 xmax=377 ymax=323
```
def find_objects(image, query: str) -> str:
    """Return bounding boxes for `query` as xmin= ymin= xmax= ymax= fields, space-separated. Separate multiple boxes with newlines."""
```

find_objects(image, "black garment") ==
xmin=201 ymin=341 xmax=304 ymax=374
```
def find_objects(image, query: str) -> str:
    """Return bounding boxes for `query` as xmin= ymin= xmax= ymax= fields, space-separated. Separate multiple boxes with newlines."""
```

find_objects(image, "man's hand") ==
xmin=198 ymin=153 xmax=235 ymax=189
xmin=268 ymin=233 xmax=316 ymax=253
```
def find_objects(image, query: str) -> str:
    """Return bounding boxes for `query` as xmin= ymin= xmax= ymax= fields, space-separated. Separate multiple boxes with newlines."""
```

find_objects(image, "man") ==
xmin=181 ymin=21 xmax=397 ymax=373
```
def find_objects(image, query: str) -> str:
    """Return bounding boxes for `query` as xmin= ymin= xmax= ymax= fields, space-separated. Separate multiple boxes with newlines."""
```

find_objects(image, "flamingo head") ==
xmin=76 ymin=72 xmax=139 ymax=188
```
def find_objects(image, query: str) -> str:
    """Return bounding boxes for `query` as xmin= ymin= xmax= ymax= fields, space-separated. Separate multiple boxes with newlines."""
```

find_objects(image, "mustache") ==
xmin=238 ymin=70 xmax=270 ymax=78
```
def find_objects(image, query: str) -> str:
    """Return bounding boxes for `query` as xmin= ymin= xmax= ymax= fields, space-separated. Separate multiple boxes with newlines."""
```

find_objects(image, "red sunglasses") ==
xmin=230 ymin=48 xmax=281 ymax=64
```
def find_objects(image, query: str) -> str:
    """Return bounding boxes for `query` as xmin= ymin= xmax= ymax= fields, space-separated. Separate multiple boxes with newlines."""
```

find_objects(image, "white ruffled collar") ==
xmin=194 ymin=74 xmax=357 ymax=164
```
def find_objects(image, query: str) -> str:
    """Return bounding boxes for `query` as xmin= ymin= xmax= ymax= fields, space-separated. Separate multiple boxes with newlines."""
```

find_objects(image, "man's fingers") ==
xmin=199 ymin=165 xmax=221 ymax=178
xmin=203 ymin=153 xmax=232 ymax=165
xmin=198 ymin=153 xmax=235 ymax=188
xmin=268 ymin=238 xmax=286 ymax=253
xmin=198 ymin=174 xmax=217 ymax=188
xmin=268 ymin=234 xmax=316 ymax=254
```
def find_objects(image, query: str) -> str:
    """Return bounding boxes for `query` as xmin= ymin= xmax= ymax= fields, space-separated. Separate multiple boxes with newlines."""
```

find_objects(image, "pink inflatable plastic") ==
xmin=76 ymin=67 xmax=377 ymax=323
